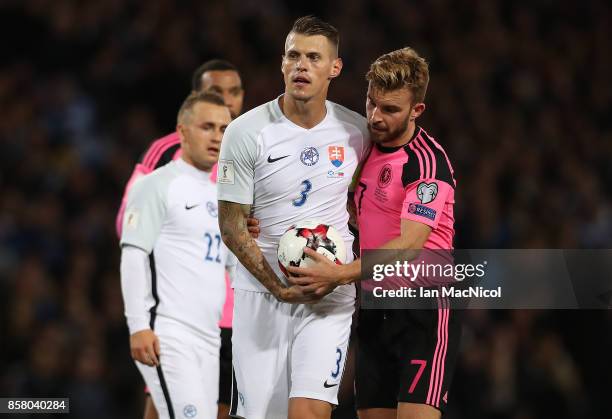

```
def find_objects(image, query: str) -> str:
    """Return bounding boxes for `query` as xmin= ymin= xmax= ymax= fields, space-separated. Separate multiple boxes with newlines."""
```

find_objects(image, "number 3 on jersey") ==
xmin=292 ymin=180 xmax=312 ymax=207
xmin=331 ymin=347 xmax=342 ymax=378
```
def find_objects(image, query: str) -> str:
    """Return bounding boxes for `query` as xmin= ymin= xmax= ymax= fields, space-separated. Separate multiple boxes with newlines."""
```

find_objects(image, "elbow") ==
xmin=399 ymin=236 xmax=427 ymax=253
xmin=220 ymin=231 xmax=234 ymax=250
xmin=218 ymin=222 xmax=235 ymax=250
xmin=217 ymin=214 xmax=232 ymax=247
xmin=217 ymin=201 xmax=249 ymax=254
xmin=219 ymin=223 xmax=241 ymax=254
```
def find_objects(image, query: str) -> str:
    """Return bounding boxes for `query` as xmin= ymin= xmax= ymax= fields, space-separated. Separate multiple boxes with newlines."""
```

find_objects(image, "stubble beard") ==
xmin=369 ymin=114 xmax=410 ymax=145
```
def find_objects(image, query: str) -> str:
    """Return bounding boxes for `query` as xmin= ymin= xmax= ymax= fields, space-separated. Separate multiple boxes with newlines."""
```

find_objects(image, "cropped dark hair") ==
xmin=290 ymin=15 xmax=339 ymax=51
xmin=191 ymin=59 xmax=240 ymax=92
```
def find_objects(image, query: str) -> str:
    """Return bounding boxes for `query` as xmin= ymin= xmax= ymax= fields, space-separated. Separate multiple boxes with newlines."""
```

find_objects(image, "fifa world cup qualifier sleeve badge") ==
xmin=417 ymin=182 xmax=438 ymax=204
xmin=218 ymin=160 xmax=235 ymax=184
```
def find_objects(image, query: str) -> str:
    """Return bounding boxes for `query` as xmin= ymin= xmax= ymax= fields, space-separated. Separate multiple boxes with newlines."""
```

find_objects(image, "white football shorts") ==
xmin=136 ymin=319 xmax=220 ymax=419
xmin=230 ymin=288 xmax=355 ymax=419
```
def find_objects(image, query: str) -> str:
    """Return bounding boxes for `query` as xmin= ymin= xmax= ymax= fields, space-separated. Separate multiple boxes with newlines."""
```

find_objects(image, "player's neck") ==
xmin=180 ymin=156 xmax=211 ymax=173
xmin=280 ymin=94 xmax=327 ymax=129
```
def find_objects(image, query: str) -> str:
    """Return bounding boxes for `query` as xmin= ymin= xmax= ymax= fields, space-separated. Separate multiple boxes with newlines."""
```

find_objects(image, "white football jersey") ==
xmin=121 ymin=158 xmax=232 ymax=350
xmin=217 ymin=96 xmax=369 ymax=295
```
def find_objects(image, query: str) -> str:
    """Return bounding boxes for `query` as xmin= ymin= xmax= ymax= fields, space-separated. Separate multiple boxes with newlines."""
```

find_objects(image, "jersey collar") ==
xmin=375 ymin=126 xmax=422 ymax=153
xmin=273 ymin=95 xmax=331 ymax=131
xmin=176 ymin=158 xmax=211 ymax=182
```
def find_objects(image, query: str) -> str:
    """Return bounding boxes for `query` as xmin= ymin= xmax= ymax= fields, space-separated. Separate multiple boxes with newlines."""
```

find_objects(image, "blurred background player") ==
xmin=288 ymin=48 xmax=460 ymax=419
xmin=120 ymin=92 xmax=234 ymax=419
xmin=218 ymin=15 xmax=368 ymax=419
xmin=115 ymin=59 xmax=244 ymax=236
xmin=116 ymin=59 xmax=244 ymax=419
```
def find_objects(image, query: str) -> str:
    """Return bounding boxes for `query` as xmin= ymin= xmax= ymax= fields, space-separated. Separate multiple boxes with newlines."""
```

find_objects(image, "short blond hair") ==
xmin=366 ymin=47 xmax=429 ymax=102
xmin=177 ymin=91 xmax=225 ymax=124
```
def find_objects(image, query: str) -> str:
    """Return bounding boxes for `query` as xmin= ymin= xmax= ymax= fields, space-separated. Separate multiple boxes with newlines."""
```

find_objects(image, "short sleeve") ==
xmin=349 ymin=143 xmax=372 ymax=192
xmin=225 ymin=251 xmax=238 ymax=270
xmin=216 ymin=121 xmax=258 ymax=205
xmin=120 ymin=175 xmax=167 ymax=253
xmin=115 ymin=163 xmax=153 ymax=238
xmin=401 ymin=179 xmax=453 ymax=229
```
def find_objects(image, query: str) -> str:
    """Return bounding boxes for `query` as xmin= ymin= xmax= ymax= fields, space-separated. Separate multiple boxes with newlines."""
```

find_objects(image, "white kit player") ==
xmin=217 ymin=16 xmax=368 ymax=419
xmin=120 ymin=92 xmax=235 ymax=419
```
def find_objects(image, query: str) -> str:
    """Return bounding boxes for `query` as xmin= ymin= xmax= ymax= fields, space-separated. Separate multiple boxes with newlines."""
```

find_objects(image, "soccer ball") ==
xmin=277 ymin=220 xmax=347 ymax=278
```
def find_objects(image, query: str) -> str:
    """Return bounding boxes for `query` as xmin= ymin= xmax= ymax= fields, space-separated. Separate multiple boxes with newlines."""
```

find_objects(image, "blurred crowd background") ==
xmin=1 ymin=0 xmax=611 ymax=418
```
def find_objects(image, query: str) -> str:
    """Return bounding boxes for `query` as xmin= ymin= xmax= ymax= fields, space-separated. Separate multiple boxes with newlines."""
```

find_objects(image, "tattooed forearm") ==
xmin=218 ymin=200 xmax=285 ymax=296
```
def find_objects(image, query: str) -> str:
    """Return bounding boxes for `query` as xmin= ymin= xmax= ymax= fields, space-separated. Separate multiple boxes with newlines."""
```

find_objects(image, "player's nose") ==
xmin=295 ymin=56 xmax=307 ymax=71
xmin=211 ymin=129 xmax=223 ymax=143
xmin=369 ymin=106 xmax=382 ymax=123
xmin=222 ymin=92 xmax=234 ymax=107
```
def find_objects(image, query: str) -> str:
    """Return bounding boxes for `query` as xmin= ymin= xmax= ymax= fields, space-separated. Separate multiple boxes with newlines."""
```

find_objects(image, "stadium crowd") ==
xmin=1 ymin=0 xmax=610 ymax=418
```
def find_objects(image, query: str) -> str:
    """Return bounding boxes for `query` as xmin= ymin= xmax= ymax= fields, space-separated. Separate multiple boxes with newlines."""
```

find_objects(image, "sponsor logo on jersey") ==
xmin=183 ymin=404 xmax=197 ymax=418
xmin=206 ymin=201 xmax=218 ymax=217
xmin=378 ymin=164 xmax=393 ymax=188
xmin=408 ymin=203 xmax=437 ymax=221
xmin=185 ymin=203 xmax=200 ymax=210
xmin=300 ymin=147 xmax=319 ymax=166
xmin=267 ymin=154 xmax=290 ymax=163
xmin=218 ymin=160 xmax=235 ymax=184
xmin=327 ymin=169 xmax=345 ymax=178
xmin=328 ymin=146 xmax=344 ymax=168
xmin=323 ymin=380 xmax=338 ymax=388
xmin=417 ymin=182 xmax=438 ymax=204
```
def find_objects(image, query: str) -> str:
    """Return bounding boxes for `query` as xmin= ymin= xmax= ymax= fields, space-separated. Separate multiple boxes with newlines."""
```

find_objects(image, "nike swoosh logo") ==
xmin=323 ymin=380 xmax=338 ymax=388
xmin=267 ymin=154 xmax=290 ymax=163
xmin=185 ymin=204 xmax=200 ymax=210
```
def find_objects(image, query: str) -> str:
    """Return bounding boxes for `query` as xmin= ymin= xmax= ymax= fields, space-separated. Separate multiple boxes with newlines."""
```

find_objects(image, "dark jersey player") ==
xmin=116 ymin=59 xmax=244 ymax=419
xmin=288 ymin=47 xmax=461 ymax=419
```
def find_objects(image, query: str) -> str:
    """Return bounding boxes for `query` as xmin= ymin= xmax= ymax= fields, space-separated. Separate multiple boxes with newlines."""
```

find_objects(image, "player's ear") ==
xmin=329 ymin=57 xmax=343 ymax=80
xmin=176 ymin=124 xmax=186 ymax=145
xmin=410 ymin=102 xmax=426 ymax=121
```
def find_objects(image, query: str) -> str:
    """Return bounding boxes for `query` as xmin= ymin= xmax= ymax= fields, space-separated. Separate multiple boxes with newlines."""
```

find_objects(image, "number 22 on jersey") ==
xmin=204 ymin=232 xmax=222 ymax=263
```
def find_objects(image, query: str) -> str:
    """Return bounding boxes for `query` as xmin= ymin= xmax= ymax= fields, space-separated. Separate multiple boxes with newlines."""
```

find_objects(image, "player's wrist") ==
xmin=271 ymin=283 xmax=288 ymax=301
xmin=338 ymin=261 xmax=360 ymax=285
xmin=127 ymin=318 xmax=152 ymax=336
xmin=130 ymin=328 xmax=152 ymax=336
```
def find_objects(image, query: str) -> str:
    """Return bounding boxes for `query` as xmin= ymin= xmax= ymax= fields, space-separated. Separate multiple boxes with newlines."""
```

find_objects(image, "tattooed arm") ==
xmin=218 ymin=200 xmax=320 ymax=303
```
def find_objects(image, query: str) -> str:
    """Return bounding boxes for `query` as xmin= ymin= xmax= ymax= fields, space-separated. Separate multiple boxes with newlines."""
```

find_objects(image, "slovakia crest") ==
xmin=328 ymin=146 xmax=345 ymax=168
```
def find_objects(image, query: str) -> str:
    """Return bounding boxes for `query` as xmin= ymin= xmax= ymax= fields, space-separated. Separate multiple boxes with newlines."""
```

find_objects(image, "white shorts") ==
xmin=136 ymin=321 xmax=220 ymax=419
xmin=230 ymin=289 xmax=355 ymax=419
